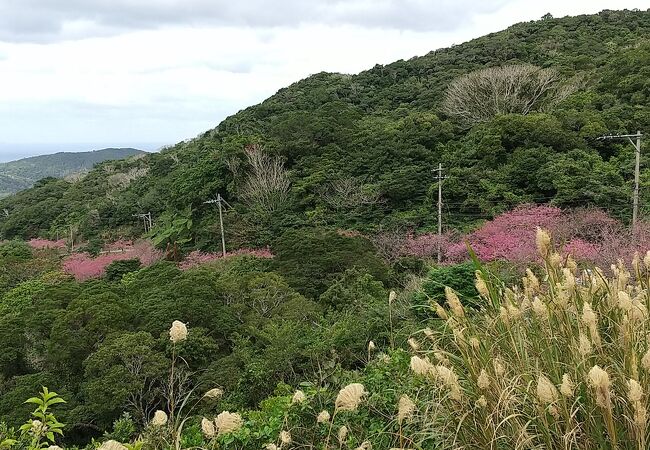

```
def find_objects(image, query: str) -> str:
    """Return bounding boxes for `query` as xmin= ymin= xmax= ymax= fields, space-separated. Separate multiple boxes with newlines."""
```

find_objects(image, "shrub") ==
xmin=104 ymin=413 xmax=137 ymax=444
xmin=412 ymin=262 xmax=478 ymax=319
xmin=85 ymin=237 xmax=104 ymax=256
xmin=319 ymin=268 xmax=386 ymax=310
xmin=400 ymin=232 xmax=456 ymax=260
xmin=0 ymin=240 xmax=33 ymax=261
xmin=272 ymin=228 xmax=390 ymax=298
xmin=445 ymin=205 xmax=650 ymax=269
xmin=105 ymin=258 xmax=142 ymax=282
xmin=391 ymin=256 xmax=428 ymax=287
xmin=446 ymin=204 xmax=562 ymax=265
xmin=320 ymin=269 xmax=393 ymax=361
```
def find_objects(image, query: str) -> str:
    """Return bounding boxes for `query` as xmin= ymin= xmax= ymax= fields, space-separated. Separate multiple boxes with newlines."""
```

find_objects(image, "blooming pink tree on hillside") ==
xmin=445 ymin=205 xmax=562 ymax=264
xmin=102 ymin=239 xmax=134 ymax=252
xmin=63 ymin=240 xmax=163 ymax=281
xmin=397 ymin=205 xmax=650 ymax=268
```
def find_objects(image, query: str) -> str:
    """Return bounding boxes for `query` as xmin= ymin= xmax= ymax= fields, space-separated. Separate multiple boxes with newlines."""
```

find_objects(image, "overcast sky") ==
xmin=0 ymin=0 xmax=648 ymax=158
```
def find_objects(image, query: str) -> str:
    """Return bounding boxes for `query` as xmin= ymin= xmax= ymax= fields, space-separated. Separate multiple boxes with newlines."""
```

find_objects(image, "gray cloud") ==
xmin=0 ymin=0 xmax=508 ymax=43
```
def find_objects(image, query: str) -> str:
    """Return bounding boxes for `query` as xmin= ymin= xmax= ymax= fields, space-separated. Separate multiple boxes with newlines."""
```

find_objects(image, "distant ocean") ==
xmin=0 ymin=143 xmax=167 ymax=163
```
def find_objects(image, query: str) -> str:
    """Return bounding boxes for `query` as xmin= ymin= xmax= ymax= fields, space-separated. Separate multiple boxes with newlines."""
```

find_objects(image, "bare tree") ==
xmin=441 ymin=64 xmax=579 ymax=126
xmin=370 ymin=227 xmax=407 ymax=265
xmin=323 ymin=177 xmax=383 ymax=210
xmin=124 ymin=355 xmax=163 ymax=425
xmin=107 ymin=167 xmax=150 ymax=190
xmin=240 ymin=144 xmax=291 ymax=213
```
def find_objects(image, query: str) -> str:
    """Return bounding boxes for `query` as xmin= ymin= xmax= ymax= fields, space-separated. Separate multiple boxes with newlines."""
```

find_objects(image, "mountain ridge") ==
xmin=0 ymin=147 xmax=147 ymax=197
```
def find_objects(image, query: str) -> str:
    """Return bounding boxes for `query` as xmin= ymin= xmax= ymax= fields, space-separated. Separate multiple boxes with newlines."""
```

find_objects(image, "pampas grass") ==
xmin=214 ymin=411 xmax=243 ymax=436
xmin=404 ymin=230 xmax=650 ymax=449
xmin=335 ymin=384 xmax=365 ymax=412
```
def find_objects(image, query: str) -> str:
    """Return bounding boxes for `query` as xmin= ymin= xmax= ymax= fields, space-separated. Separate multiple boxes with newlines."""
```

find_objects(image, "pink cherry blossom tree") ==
xmin=62 ymin=240 xmax=163 ymax=281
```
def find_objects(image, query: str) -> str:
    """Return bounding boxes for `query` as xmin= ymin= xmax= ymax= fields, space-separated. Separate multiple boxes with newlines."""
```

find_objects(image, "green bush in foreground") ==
xmin=1 ymin=387 xmax=66 ymax=450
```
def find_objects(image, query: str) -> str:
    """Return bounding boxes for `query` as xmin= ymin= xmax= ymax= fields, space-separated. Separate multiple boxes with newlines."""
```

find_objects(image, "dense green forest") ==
xmin=0 ymin=148 xmax=145 ymax=198
xmin=1 ymin=9 xmax=649 ymax=248
xmin=2 ymin=9 xmax=650 ymax=450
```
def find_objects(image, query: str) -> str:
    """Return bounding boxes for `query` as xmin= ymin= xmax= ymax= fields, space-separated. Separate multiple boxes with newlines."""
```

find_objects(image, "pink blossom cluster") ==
xmin=399 ymin=205 xmax=650 ymax=267
xmin=561 ymin=238 xmax=600 ymax=261
xmin=446 ymin=205 xmax=563 ymax=264
xmin=179 ymin=247 xmax=274 ymax=270
xmin=27 ymin=238 xmax=67 ymax=250
xmin=63 ymin=240 xmax=163 ymax=281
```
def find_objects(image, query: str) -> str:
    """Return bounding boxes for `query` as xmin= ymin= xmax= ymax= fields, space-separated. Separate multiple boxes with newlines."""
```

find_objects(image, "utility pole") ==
xmin=204 ymin=194 xmax=232 ymax=257
xmin=598 ymin=131 xmax=643 ymax=226
xmin=69 ymin=225 xmax=75 ymax=252
xmin=133 ymin=212 xmax=153 ymax=233
xmin=434 ymin=163 xmax=448 ymax=264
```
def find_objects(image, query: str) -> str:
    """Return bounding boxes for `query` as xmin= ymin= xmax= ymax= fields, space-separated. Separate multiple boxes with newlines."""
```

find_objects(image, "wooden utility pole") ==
xmin=434 ymin=163 xmax=448 ymax=264
xmin=204 ymin=194 xmax=232 ymax=257
xmin=598 ymin=131 xmax=643 ymax=226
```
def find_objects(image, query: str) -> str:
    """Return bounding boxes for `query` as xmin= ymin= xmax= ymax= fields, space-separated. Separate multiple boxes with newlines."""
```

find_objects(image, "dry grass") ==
xmin=407 ymin=229 xmax=650 ymax=449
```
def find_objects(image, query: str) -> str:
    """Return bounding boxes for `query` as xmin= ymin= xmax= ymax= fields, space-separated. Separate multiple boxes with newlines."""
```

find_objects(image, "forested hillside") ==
xmin=3 ymin=10 xmax=650 ymax=449
xmin=1 ymin=9 xmax=649 ymax=249
xmin=0 ymin=148 xmax=146 ymax=197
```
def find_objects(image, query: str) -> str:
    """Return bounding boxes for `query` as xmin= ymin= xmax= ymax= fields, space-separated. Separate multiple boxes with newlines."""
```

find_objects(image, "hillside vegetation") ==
xmin=2 ymin=9 xmax=650 ymax=450
xmin=0 ymin=148 xmax=146 ymax=197
xmin=1 ymin=9 xmax=649 ymax=248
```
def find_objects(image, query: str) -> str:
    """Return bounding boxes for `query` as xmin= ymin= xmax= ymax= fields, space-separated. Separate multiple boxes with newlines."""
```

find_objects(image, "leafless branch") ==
xmin=442 ymin=64 xmax=579 ymax=126
xmin=323 ymin=177 xmax=383 ymax=210
xmin=240 ymin=144 xmax=291 ymax=214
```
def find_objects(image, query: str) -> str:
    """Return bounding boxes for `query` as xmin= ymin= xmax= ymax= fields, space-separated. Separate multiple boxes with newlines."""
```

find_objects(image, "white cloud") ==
xmin=0 ymin=24 xmax=463 ymax=144
xmin=0 ymin=0 xmax=648 ymax=148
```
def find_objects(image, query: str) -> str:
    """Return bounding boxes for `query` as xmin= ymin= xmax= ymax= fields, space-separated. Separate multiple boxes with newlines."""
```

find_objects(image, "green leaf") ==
xmin=0 ymin=438 xmax=17 ymax=448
